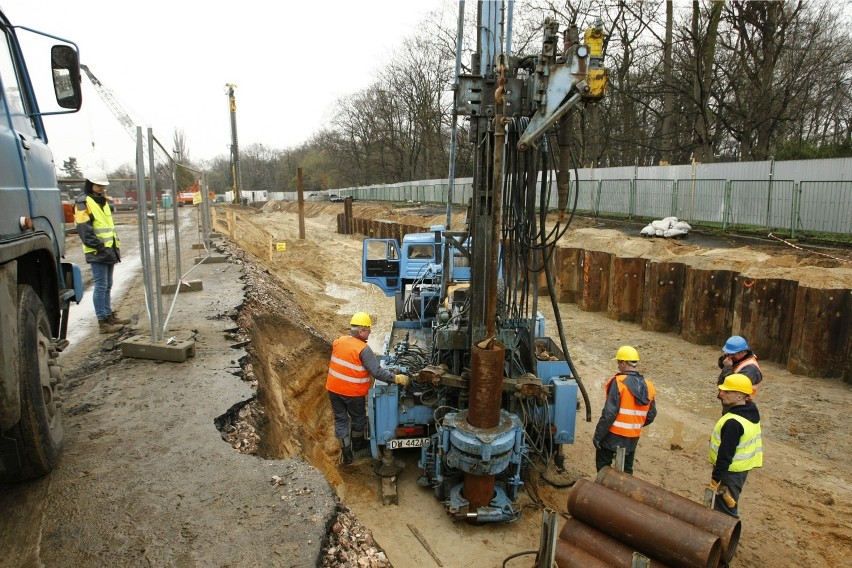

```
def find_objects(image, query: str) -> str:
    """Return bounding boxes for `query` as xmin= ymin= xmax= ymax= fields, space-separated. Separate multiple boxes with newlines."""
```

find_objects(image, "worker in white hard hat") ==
xmin=593 ymin=345 xmax=657 ymax=475
xmin=75 ymin=168 xmax=130 ymax=334
xmin=326 ymin=312 xmax=409 ymax=465
xmin=717 ymin=335 xmax=762 ymax=397
xmin=709 ymin=373 xmax=762 ymax=519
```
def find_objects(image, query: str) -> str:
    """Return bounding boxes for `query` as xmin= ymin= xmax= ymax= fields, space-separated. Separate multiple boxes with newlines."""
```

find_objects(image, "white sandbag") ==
xmin=651 ymin=220 xmax=669 ymax=231
xmin=655 ymin=229 xmax=665 ymax=237
xmin=664 ymin=228 xmax=688 ymax=239
xmin=662 ymin=216 xmax=679 ymax=227
xmin=640 ymin=225 xmax=656 ymax=237
xmin=673 ymin=221 xmax=692 ymax=231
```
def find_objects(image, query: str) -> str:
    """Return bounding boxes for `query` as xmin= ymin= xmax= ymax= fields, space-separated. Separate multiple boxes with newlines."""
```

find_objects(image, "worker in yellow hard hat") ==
xmin=326 ymin=312 xmax=409 ymax=465
xmin=708 ymin=373 xmax=762 ymax=518
xmin=593 ymin=346 xmax=656 ymax=475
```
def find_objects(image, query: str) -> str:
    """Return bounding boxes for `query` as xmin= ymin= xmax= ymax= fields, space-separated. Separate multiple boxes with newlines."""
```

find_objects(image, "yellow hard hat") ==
xmin=614 ymin=345 xmax=639 ymax=362
xmin=350 ymin=312 xmax=372 ymax=327
xmin=718 ymin=373 xmax=754 ymax=395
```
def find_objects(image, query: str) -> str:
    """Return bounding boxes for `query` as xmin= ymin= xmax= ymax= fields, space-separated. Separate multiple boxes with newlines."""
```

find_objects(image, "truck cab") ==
xmin=0 ymin=9 xmax=83 ymax=482
xmin=362 ymin=225 xmax=471 ymax=321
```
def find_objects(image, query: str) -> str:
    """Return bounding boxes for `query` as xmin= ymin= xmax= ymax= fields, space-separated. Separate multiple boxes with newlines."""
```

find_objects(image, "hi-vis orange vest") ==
xmin=735 ymin=355 xmax=761 ymax=394
xmin=326 ymin=335 xmax=372 ymax=397
xmin=604 ymin=373 xmax=656 ymax=438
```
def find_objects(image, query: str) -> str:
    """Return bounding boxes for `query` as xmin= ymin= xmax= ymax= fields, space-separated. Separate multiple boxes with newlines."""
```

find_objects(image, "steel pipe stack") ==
xmin=562 ymin=478 xmax=722 ymax=568
xmin=559 ymin=518 xmax=671 ymax=567
xmin=596 ymin=466 xmax=741 ymax=564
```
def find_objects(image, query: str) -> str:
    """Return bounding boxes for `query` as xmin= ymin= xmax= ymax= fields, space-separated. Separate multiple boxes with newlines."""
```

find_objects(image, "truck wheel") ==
xmin=0 ymin=286 xmax=63 ymax=482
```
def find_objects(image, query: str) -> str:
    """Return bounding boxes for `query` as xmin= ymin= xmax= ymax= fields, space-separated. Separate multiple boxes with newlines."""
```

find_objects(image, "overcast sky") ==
xmin=6 ymin=0 xmax=446 ymax=174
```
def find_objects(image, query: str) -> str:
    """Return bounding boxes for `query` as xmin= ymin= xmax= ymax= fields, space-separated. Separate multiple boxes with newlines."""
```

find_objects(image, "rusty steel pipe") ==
xmin=567 ymin=478 xmax=722 ymax=568
xmin=559 ymin=518 xmax=671 ymax=567
xmin=596 ymin=466 xmax=741 ymax=563
xmin=555 ymin=539 xmax=612 ymax=568
xmin=468 ymin=340 xmax=504 ymax=428
xmin=464 ymin=340 xmax=505 ymax=515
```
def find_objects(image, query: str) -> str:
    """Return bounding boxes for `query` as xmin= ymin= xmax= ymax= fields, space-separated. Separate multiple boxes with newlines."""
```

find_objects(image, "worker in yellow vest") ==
xmin=593 ymin=346 xmax=656 ymax=475
xmin=709 ymin=373 xmax=763 ymax=518
xmin=326 ymin=312 xmax=408 ymax=465
xmin=75 ymin=168 xmax=130 ymax=334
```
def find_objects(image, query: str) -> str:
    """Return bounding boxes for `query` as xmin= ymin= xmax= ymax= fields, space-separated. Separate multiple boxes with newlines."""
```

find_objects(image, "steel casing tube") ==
xmin=596 ymin=466 xmax=741 ymax=563
xmin=567 ymin=478 xmax=722 ymax=568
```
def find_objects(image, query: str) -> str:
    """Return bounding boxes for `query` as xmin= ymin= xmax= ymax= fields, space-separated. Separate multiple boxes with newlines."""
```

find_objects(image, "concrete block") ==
xmin=194 ymin=255 xmax=229 ymax=264
xmin=120 ymin=335 xmax=196 ymax=362
xmin=161 ymin=280 xmax=204 ymax=294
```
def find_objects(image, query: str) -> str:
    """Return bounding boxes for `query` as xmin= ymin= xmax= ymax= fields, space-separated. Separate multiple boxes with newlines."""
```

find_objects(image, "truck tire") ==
xmin=0 ymin=285 xmax=63 ymax=482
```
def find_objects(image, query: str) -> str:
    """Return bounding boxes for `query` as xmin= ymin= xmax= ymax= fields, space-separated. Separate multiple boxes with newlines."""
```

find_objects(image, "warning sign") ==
xmin=275 ymin=242 xmax=287 ymax=252
xmin=192 ymin=192 xmax=202 ymax=205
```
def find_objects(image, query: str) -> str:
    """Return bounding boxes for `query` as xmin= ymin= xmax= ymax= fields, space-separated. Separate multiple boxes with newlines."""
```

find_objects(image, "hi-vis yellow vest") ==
xmin=709 ymin=413 xmax=763 ymax=472
xmin=75 ymin=195 xmax=119 ymax=253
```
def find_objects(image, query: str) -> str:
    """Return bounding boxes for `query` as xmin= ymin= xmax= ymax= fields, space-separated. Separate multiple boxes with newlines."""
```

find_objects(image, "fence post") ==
xmin=791 ymin=182 xmax=801 ymax=239
xmin=671 ymin=180 xmax=679 ymax=218
xmin=722 ymin=181 xmax=731 ymax=231
xmin=595 ymin=180 xmax=602 ymax=216
xmin=629 ymin=178 xmax=635 ymax=219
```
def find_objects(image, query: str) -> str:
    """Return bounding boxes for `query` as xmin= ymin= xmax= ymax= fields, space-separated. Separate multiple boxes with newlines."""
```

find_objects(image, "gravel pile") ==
xmin=322 ymin=507 xmax=393 ymax=568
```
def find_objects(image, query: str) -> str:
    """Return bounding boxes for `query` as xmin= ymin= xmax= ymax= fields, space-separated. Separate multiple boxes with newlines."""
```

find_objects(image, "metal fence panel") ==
xmin=598 ymin=179 xmax=631 ymax=216
xmin=729 ymin=180 xmax=773 ymax=229
xmin=798 ymin=181 xmax=852 ymax=234
xmin=675 ymin=179 xmax=726 ymax=223
xmin=634 ymin=179 xmax=676 ymax=219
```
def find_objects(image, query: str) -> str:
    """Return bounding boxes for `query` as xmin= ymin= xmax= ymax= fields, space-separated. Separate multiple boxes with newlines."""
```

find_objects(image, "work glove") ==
xmin=709 ymin=479 xmax=737 ymax=508
xmin=394 ymin=374 xmax=409 ymax=387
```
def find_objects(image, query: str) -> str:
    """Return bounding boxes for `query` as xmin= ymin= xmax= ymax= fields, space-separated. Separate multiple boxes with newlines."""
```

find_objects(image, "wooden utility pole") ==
xmin=297 ymin=167 xmax=305 ymax=239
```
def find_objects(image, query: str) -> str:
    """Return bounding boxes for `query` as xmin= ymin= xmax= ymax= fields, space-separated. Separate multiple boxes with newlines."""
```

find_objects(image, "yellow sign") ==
xmin=192 ymin=192 xmax=203 ymax=205
xmin=275 ymin=242 xmax=287 ymax=252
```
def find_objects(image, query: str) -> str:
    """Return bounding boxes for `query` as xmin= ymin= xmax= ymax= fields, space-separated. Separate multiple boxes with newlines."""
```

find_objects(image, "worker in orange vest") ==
xmin=326 ymin=312 xmax=409 ymax=465
xmin=593 ymin=346 xmax=657 ymax=475
xmin=717 ymin=335 xmax=762 ymax=397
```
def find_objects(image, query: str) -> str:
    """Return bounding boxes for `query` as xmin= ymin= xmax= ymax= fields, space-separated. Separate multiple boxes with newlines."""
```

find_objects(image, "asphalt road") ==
xmin=0 ymin=208 xmax=337 ymax=567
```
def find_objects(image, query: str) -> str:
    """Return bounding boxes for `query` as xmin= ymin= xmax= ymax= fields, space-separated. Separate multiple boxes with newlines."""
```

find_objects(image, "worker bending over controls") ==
xmin=326 ymin=312 xmax=408 ymax=464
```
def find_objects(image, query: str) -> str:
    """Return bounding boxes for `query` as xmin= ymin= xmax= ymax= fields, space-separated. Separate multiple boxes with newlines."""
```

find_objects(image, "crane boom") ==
xmin=80 ymin=64 xmax=169 ymax=165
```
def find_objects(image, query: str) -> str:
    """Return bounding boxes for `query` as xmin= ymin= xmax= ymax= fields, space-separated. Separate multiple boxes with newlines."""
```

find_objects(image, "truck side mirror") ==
xmin=51 ymin=45 xmax=81 ymax=110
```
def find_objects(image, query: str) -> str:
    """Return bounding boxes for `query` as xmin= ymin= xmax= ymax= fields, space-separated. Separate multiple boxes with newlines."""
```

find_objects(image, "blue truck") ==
xmin=362 ymin=227 xmax=579 ymax=521
xmin=0 ymin=9 xmax=84 ymax=482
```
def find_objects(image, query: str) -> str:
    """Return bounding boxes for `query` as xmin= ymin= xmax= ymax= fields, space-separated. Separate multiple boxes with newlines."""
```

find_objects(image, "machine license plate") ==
xmin=387 ymin=438 xmax=429 ymax=449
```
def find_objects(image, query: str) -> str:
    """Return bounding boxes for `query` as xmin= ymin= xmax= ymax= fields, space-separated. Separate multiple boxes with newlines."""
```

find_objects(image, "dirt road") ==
xmin=2 ymin=202 xmax=850 ymax=567
xmin=235 ymin=201 xmax=852 ymax=568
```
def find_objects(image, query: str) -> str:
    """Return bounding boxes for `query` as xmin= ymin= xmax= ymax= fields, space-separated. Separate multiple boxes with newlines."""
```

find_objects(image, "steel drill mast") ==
xmin=225 ymin=83 xmax=242 ymax=204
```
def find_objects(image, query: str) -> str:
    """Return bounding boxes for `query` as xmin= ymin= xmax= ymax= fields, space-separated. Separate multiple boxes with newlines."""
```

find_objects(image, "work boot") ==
xmin=98 ymin=319 xmax=123 ymax=334
xmin=107 ymin=312 xmax=131 ymax=325
xmin=351 ymin=430 xmax=368 ymax=452
xmin=339 ymin=437 xmax=354 ymax=465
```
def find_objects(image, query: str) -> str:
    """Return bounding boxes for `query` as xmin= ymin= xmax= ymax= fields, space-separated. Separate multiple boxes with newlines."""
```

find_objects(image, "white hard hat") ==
xmin=83 ymin=167 xmax=110 ymax=186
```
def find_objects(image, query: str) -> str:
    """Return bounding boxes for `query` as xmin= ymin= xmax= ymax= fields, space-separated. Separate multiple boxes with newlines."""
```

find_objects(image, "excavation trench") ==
xmin=209 ymin=204 xmax=852 ymax=568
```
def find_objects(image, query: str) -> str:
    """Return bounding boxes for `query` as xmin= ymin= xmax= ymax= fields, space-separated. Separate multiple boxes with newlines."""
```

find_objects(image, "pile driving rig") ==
xmin=361 ymin=3 xmax=606 ymax=523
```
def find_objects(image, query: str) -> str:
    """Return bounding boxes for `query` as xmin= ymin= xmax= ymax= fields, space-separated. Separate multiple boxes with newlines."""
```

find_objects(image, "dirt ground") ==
xmin=226 ymin=201 xmax=852 ymax=568
xmin=2 ymin=201 xmax=850 ymax=568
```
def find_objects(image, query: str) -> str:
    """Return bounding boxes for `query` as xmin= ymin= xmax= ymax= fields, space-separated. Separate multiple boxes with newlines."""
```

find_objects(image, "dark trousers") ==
xmin=328 ymin=391 xmax=367 ymax=440
xmin=714 ymin=470 xmax=748 ymax=518
xmin=595 ymin=446 xmax=636 ymax=475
